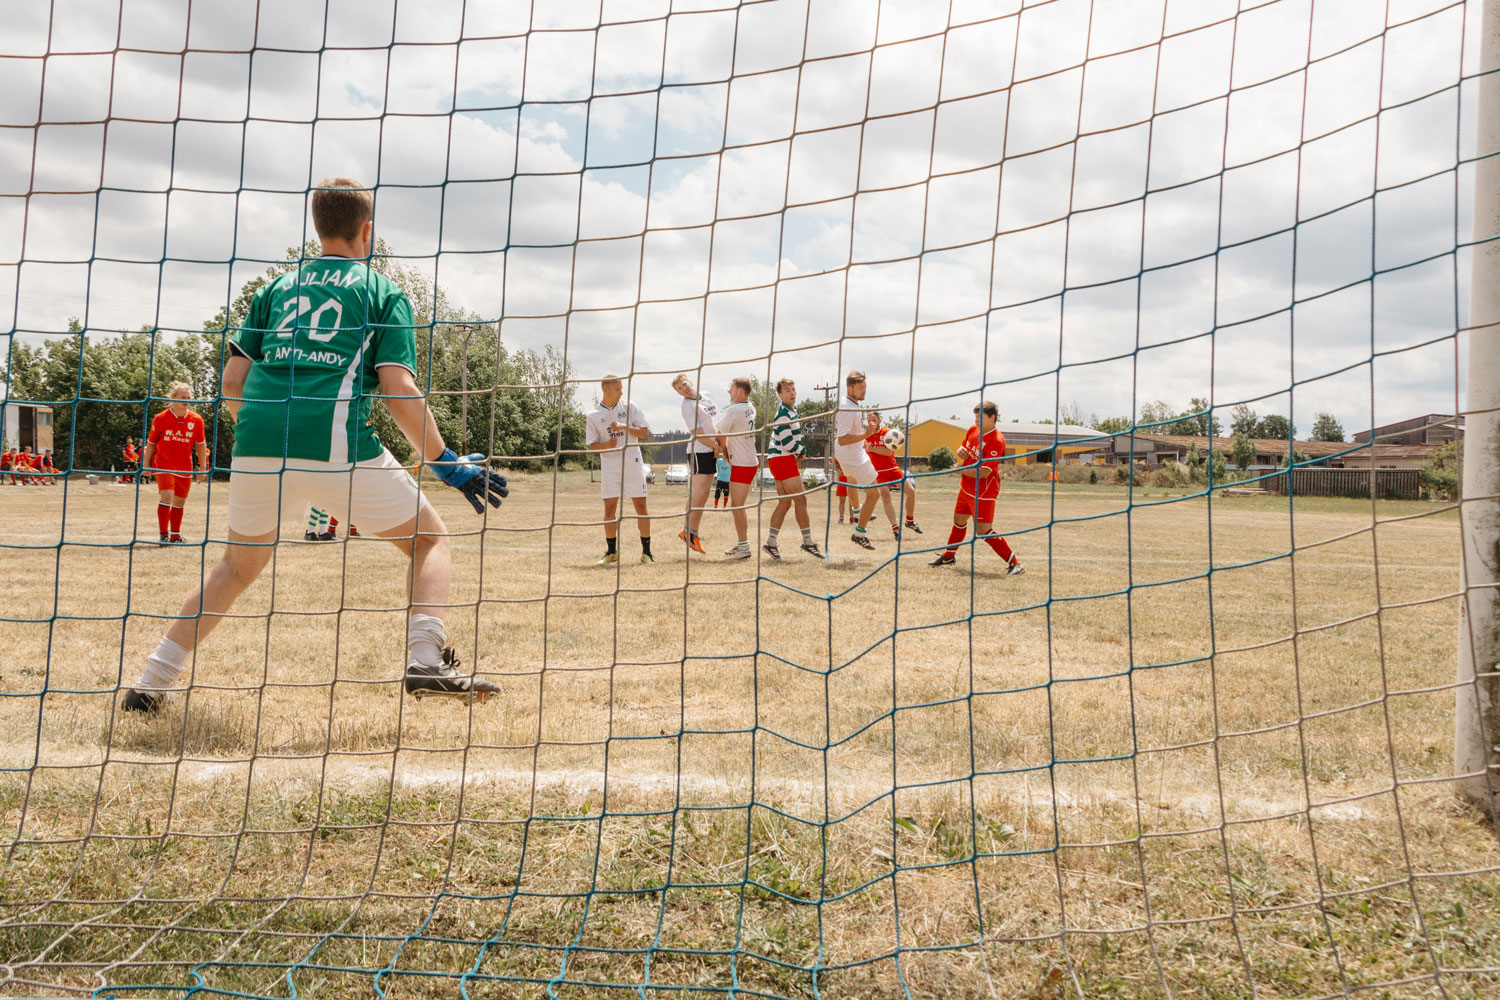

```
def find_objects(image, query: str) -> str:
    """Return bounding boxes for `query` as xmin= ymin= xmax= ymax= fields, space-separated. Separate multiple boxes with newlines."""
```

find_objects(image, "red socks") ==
xmin=169 ymin=505 xmax=185 ymax=535
xmin=943 ymin=524 xmax=966 ymax=557
xmin=157 ymin=503 xmax=171 ymax=534
xmin=985 ymin=534 xmax=1014 ymax=563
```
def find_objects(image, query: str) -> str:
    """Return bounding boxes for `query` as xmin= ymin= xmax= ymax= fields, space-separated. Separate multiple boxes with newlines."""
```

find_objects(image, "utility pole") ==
xmin=814 ymin=381 xmax=839 ymax=474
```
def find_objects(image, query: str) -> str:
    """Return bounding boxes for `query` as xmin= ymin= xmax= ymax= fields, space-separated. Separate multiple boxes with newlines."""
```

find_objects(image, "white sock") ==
xmin=408 ymin=613 xmax=446 ymax=668
xmin=766 ymin=527 xmax=779 ymax=545
xmin=136 ymin=637 xmax=190 ymax=691
xmin=801 ymin=528 xmax=813 ymax=544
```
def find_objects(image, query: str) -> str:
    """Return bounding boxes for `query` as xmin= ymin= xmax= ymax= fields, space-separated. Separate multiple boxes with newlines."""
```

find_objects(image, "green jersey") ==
xmin=229 ymin=258 xmax=418 ymax=463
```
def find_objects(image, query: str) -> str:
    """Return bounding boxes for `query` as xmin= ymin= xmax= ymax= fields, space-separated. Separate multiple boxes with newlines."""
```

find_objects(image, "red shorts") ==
xmin=875 ymin=466 xmax=903 ymax=486
xmin=834 ymin=462 xmax=847 ymax=497
xmin=767 ymin=455 xmax=800 ymax=481
xmin=155 ymin=472 xmax=194 ymax=498
xmin=954 ymin=485 xmax=996 ymax=524
xmin=730 ymin=464 xmax=757 ymax=485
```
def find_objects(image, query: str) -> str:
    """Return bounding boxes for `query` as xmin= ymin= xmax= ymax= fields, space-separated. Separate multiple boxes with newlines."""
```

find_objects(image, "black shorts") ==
xmin=692 ymin=451 xmax=716 ymax=476
xmin=713 ymin=480 xmax=730 ymax=499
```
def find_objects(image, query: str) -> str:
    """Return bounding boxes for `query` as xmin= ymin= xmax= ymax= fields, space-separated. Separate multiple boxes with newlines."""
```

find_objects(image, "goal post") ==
xmin=1457 ymin=0 xmax=1500 ymax=822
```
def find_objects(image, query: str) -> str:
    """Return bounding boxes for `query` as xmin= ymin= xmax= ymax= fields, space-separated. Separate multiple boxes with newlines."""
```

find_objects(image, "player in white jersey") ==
xmin=835 ymin=370 xmax=881 ymax=550
xmin=586 ymin=375 xmax=653 ymax=565
xmin=671 ymin=373 xmax=724 ymax=554
xmin=716 ymin=376 xmax=758 ymax=560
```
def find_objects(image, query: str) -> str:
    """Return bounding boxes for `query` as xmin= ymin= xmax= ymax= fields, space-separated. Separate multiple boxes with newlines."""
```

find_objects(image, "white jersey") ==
xmin=681 ymin=392 xmax=720 ymax=454
xmin=587 ymin=400 xmax=648 ymax=490
xmin=835 ymin=394 xmax=871 ymax=467
xmin=717 ymin=400 xmax=758 ymax=467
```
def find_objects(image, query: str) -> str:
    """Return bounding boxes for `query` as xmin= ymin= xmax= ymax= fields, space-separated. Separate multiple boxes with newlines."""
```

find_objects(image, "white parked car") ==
xmin=802 ymin=467 xmax=828 ymax=486
xmin=644 ymin=465 xmax=656 ymax=484
xmin=664 ymin=463 xmax=690 ymax=485
xmin=759 ymin=465 xmax=777 ymax=487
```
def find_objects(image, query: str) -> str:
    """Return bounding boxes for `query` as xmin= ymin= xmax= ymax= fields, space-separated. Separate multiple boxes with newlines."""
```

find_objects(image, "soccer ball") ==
xmin=883 ymin=427 xmax=905 ymax=450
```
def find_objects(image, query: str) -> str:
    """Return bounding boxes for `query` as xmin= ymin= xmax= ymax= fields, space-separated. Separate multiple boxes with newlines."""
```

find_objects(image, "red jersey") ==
xmin=960 ymin=425 xmax=1005 ymax=497
xmin=148 ymin=408 xmax=206 ymax=472
xmin=865 ymin=427 xmax=900 ymax=474
xmin=0 ymin=450 xmax=11 ymax=470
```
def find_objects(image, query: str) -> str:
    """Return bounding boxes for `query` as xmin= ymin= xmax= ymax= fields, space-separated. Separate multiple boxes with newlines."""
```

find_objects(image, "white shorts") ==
xmin=228 ymin=450 xmax=428 ymax=537
xmin=600 ymin=461 xmax=647 ymax=500
xmin=838 ymin=456 xmax=879 ymax=488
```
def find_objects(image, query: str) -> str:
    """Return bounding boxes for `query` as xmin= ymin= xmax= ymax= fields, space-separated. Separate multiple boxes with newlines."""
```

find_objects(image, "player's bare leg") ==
xmin=631 ymin=496 xmax=653 ymax=563
xmin=680 ymin=472 xmax=711 ymax=553
xmin=123 ymin=526 xmax=277 ymax=711
xmin=599 ymin=496 xmax=621 ymax=565
xmin=876 ymin=484 xmax=899 ymax=537
xmin=901 ymin=479 xmax=921 ymax=533
xmin=724 ymin=479 xmax=751 ymax=559
xmin=378 ymin=503 xmax=499 ymax=702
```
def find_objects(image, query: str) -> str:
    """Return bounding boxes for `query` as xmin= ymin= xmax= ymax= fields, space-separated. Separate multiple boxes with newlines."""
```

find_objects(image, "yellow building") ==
xmin=905 ymin=418 xmax=1106 ymax=464
xmin=905 ymin=418 xmax=968 ymax=460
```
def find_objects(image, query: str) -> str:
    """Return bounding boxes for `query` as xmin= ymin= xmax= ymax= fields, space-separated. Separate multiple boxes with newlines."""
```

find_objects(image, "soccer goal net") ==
xmin=3 ymin=1 xmax=1497 ymax=997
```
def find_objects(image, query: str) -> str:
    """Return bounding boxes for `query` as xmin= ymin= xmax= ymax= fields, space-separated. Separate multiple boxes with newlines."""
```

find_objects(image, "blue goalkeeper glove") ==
xmin=430 ymin=449 xmax=509 ymax=514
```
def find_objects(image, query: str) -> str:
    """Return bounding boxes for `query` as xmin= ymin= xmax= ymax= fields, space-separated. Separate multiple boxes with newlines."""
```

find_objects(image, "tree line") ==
xmin=1061 ymin=399 xmax=1345 ymax=444
xmin=2 ymin=242 xmax=584 ymax=473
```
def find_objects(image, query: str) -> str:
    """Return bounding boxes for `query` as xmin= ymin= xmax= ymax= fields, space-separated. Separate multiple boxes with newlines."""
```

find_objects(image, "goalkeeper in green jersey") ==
xmin=123 ymin=178 xmax=508 ymax=712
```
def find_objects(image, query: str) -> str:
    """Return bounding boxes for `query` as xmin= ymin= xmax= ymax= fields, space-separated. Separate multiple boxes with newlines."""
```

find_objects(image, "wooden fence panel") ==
xmin=1264 ymin=468 xmax=1421 ymax=499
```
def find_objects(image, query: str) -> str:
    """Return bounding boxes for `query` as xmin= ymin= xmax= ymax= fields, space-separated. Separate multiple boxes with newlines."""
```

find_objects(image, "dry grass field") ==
xmin=1 ymin=470 xmax=1496 ymax=999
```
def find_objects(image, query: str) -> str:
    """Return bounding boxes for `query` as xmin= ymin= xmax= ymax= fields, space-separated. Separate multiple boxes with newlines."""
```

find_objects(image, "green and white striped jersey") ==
xmin=767 ymin=401 xmax=803 ymax=457
xmin=229 ymin=258 xmax=417 ymax=464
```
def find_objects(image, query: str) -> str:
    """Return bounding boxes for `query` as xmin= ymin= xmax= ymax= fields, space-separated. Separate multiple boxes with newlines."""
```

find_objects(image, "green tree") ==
xmin=1231 ymin=431 xmax=1256 ymax=473
xmin=1256 ymin=414 xmax=1295 ymax=440
xmin=1419 ymin=440 xmax=1459 ymax=500
xmin=1310 ymin=412 xmax=1344 ymax=442
xmin=795 ymin=397 xmax=836 ymax=459
xmin=2 ymin=321 xmax=229 ymax=472
xmin=1139 ymin=399 xmax=1176 ymax=429
xmin=1229 ymin=403 xmax=1259 ymax=437
xmin=928 ymin=445 xmax=956 ymax=471
xmin=1167 ymin=397 xmax=1221 ymax=438
xmin=1095 ymin=416 xmax=1132 ymax=435
xmin=1279 ymin=447 xmax=1310 ymax=468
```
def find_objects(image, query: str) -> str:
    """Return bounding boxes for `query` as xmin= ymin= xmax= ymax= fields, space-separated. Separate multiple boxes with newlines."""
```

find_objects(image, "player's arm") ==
xmin=378 ymin=364 xmax=508 ymax=513
xmin=835 ymin=412 xmax=866 ymax=447
xmin=141 ymin=439 xmax=157 ymax=473
xmin=220 ymin=354 xmax=251 ymax=421
xmin=588 ymin=423 xmax=616 ymax=451
xmin=195 ymin=439 xmax=210 ymax=480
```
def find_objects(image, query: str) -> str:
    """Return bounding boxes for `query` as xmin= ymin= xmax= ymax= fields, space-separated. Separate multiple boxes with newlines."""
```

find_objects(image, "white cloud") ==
xmin=0 ymin=0 xmax=1476 ymax=439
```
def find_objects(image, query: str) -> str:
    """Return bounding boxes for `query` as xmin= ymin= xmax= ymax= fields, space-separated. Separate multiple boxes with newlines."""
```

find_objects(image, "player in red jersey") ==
xmin=1 ymin=447 xmax=13 ymax=485
xmin=121 ymin=437 xmax=140 ymax=483
xmin=39 ymin=449 xmax=59 ymax=483
xmin=143 ymin=382 xmax=209 ymax=544
xmin=865 ymin=415 xmax=920 ymax=538
xmin=930 ymin=400 xmax=1024 ymax=573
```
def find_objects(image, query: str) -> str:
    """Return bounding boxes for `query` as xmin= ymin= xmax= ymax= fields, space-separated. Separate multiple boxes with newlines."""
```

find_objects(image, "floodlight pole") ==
xmin=1457 ymin=0 xmax=1500 ymax=822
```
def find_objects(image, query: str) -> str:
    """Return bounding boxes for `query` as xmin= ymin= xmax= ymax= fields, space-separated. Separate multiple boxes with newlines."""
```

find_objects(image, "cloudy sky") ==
xmin=0 ymin=0 xmax=1484 ymax=440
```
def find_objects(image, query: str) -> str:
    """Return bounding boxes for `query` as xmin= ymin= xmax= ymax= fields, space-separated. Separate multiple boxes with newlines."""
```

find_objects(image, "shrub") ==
xmin=1150 ymin=462 xmax=1189 ymax=488
xmin=1089 ymin=467 xmax=1098 ymax=484
xmin=1420 ymin=440 xmax=1459 ymax=501
xmin=928 ymin=445 xmax=955 ymax=471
